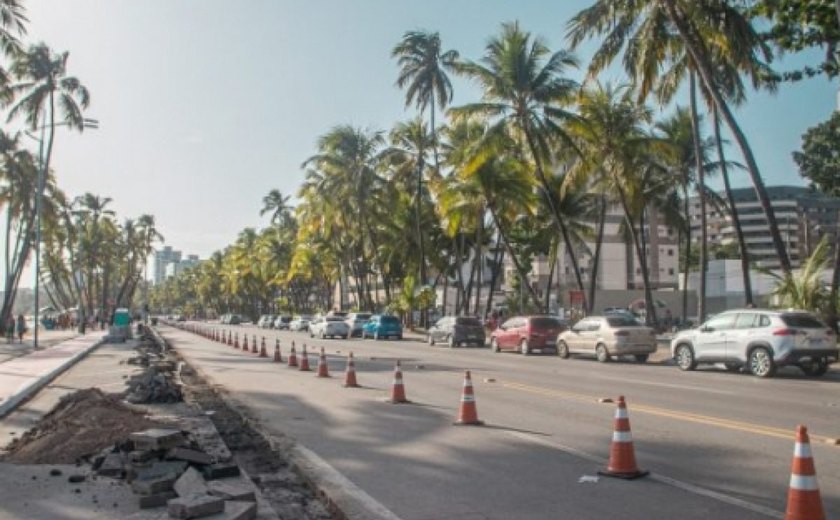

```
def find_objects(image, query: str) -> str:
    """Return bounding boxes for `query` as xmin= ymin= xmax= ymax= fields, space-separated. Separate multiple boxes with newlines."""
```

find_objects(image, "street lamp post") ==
xmin=29 ymin=118 xmax=98 ymax=348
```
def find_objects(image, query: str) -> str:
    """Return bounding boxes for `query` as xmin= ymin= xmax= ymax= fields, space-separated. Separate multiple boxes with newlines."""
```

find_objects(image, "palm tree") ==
xmin=451 ymin=21 xmax=590 ymax=310
xmin=260 ymin=189 xmax=293 ymax=228
xmin=567 ymin=0 xmax=791 ymax=276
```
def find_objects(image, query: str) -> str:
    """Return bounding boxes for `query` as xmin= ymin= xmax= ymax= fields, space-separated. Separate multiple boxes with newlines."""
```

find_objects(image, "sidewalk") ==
xmin=0 ymin=331 xmax=107 ymax=417
xmin=0 ymin=329 xmax=81 ymax=364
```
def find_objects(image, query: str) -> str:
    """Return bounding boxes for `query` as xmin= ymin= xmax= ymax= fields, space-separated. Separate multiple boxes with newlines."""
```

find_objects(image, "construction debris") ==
xmin=125 ymin=337 xmax=183 ymax=404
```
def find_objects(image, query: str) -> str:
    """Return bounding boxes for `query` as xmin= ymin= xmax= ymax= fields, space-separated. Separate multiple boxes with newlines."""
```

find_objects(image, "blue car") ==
xmin=361 ymin=315 xmax=403 ymax=340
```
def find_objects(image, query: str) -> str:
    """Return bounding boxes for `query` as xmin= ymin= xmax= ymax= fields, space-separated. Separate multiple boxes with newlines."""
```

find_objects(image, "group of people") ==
xmin=4 ymin=314 xmax=27 ymax=343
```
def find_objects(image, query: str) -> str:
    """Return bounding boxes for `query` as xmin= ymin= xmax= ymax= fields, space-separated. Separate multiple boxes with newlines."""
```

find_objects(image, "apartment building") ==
xmin=688 ymin=186 xmax=840 ymax=269
xmin=153 ymin=246 xmax=182 ymax=285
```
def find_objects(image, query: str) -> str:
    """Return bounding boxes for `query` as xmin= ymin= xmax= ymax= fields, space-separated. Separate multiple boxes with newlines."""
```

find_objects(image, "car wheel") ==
xmin=397 ymin=335 xmax=402 ymax=340
xmin=520 ymin=339 xmax=530 ymax=356
xmin=447 ymin=335 xmax=455 ymax=349
xmin=749 ymin=347 xmax=776 ymax=378
xmin=675 ymin=344 xmax=696 ymax=371
xmin=595 ymin=344 xmax=610 ymax=363
xmin=557 ymin=341 xmax=570 ymax=359
xmin=490 ymin=338 xmax=500 ymax=353
xmin=800 ymin=358 xmax=829 ymax=377
xmin=427 ymin=334 xmax=435 ymax=346
xmin=309 ymin=331 xmax=314 ymax=338
xmin=343 ymin=335 xmax=349 ymax=340
xmin=634 ymin=354 xmax=649 ymax=363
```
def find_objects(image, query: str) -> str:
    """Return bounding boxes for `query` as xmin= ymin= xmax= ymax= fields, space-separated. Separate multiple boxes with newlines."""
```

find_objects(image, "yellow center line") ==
xmin=500 ymin=380 xmax=837 ymax=444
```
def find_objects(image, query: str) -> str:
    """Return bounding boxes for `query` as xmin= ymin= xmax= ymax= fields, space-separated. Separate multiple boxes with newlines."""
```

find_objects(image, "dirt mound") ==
xmin=2 ymin=388 xmax=165 ymax=464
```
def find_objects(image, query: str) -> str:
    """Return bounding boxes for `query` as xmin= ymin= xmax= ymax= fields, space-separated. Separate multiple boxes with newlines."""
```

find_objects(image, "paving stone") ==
xmin=207 ymin=479 xmax=255 ymax=502
xmin=174 ymin=467 xmax=208 ymax=498
xmin=135 ymin=461 xmax=188 ymax=482
xmin=132 ymin=474 xmax=177 ymax=495
xmin=201 ymin=463 xmax=240 ymax=481
xmin=130 ymin=450 xmax=159 ymax=463
xmin=130 ymin=429 xmax=185 ymax=450
xmin=167 ymin=494 xmax=225 ymax=519
xmin=203 ymin=501 xmax=257 ymax=520
xmin=138 ymin=490 xmax=177 ymax=509
xmin=97 ymin=453 xmax=126 ymax=478
xmin=167 ymin=447 xmax=213 ymax=465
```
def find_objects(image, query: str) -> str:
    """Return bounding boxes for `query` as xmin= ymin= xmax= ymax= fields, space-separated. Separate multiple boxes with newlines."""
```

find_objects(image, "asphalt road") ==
xmin=162 ymin=323 xmax=840 ymax=520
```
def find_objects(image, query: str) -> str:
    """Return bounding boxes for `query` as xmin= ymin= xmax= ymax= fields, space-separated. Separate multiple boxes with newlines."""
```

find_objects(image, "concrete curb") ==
xmin=153 ymin=326 xmax=403 ymax=520
xmin=0 ymin=334 xmax=107 ymax=418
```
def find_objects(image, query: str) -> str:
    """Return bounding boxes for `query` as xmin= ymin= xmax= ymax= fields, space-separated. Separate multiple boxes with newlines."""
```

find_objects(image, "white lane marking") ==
xmin=592 ymin=374 xmax=734 ymax=395
xmin=506 ymin=431 xmax=783 ymax=519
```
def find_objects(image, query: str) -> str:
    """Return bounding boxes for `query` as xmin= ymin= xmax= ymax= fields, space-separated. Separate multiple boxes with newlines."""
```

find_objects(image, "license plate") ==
xmin=809 ymin=338 xmax=824 ymax=347
xmin=532 ymin=348 xmax=542 ymax=353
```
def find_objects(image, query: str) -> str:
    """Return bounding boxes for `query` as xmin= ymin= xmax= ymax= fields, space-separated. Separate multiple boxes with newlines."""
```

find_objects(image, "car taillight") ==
xmin=773 ymin=328 xmax=796 ymax=336
xmin=615 ymin=330 xmax=630 ymax=337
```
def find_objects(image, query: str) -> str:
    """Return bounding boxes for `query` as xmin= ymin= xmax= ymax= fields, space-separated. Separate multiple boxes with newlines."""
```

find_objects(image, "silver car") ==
xmin=289 ymin=315 xmax=312 ymax=332
xmin=556 ymin=315 xmax=656 ymax=363
xmin=309 ymin=316 xmax=350 ymax=339
xmin=670 ymin=309 xmax=839 ymax=378
xmin=345 ymin=312 xmax=372 ymax=337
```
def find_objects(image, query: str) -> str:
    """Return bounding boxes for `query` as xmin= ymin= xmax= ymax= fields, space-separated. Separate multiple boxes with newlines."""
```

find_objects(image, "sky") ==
xmin=13 ymin=0 xmax=840 ymax=286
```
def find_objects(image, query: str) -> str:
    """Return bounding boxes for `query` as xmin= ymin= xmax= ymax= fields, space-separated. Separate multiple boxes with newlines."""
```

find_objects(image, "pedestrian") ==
xmin=16 ymin=314 xmax=26 ymax=343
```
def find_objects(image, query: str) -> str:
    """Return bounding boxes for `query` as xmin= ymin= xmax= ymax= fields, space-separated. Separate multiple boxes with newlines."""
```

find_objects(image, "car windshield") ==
xmin=381 ymin=316 xmax=399 ymax=325
xmin=607 ymin=316 xmax=641 ymax=327
xmin=326 ymin=316 xmax=344 ymax=322
xmin=530 ymin=317 xmax=562 ymax=328
xmin=781 ymin=314 xmax=825 ymax=328
xmin=354 ymin=313 xmax=371 ymax=320
xmin=280 ymin=317 xmax=291 ymax=322
xmin=456 ymin=317 xmax=482 ymax=326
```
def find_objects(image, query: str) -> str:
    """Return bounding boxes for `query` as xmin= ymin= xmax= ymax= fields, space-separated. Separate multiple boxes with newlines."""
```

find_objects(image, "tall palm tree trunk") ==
xmin=681 ymin=185 xmax=691 ymax=324
xmin=484 ymin=242 xmax=505 ymax=319
xmin=689 ymin=73 xmax=708 ymax=323
xmin=587 ymin=195 xmax=607 ymax=314
xmin=713 ymin=107 xmax=753 ymax=306
xmin=614 ymin=181 xmax=657 ymax=325
xmin=487 ymin=203 xmax=543 ymax=308
xmin=473 ymin=210 xmax=484 ymax=316
xmin=663 ymin=0 xmax=790 ymax=274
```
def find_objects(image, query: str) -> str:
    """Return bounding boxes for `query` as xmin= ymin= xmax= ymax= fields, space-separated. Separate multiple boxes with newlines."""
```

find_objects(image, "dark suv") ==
xmin=427 ymin=316 xmax=486 ymax=348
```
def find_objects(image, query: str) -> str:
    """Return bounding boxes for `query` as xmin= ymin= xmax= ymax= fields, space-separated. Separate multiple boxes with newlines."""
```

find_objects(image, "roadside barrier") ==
xmin=598 ymin=395 xmax=648 ymax=479
xmin=287 ymin=343 xmax=298 ymax=367
xmin=454 ymin=370 xmax=484 ymax=426
xmin=785 ymin=425 xmax=825 ymax=520
xmin=343 ymin=352 xmax=360 ymax=388
xmin=316 ymin=348 xmax=330 ymax=378
xmin=387 ymin=360 xmax=409 ymax=403
xmin=299 ymin=344 xmax=311 ymax=371
xmin=273 ymin=339 xmax=283 ymax=363
xmin=259 ymin=337 xmax=268 ymax=358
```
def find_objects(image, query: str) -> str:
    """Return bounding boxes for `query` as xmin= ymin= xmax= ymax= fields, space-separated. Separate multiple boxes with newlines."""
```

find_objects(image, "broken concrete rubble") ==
xmin=130 ymin=429 xmax=186 ymax=451
xmin=167 ymin=493 xmax=225 ymax=519
xmin=173 ymin=467 xmax=208 ymax=498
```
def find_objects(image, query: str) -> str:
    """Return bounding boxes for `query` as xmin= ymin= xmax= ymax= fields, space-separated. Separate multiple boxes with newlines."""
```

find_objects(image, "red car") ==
xmin=490 ymin=315 xmax=568 ymax=355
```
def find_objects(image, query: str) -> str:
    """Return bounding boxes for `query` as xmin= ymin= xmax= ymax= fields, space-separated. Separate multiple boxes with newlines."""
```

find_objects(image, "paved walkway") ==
xmin=0 ymin=332 xmax=107 ymax=417
xmin=0 ymin=329 xmax=82 ymax=364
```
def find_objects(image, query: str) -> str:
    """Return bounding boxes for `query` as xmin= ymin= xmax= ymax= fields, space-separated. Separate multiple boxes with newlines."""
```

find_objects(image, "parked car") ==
xmin=427 ymin=316 xmax=486 ymax=348
xmin=490 ymin=315 xmax=567 ymax=355
xmin=327 ymin=310 xmax=349 ymax=319
xmin=345 ymin=312 xmax=372 ymax=337
xmin=257 ymin=314 xmax=276 ymax=329
xmin=670 ymin=309 xmax=839 ymax=378
xmin=361 ymin=315 xmax=403 ymax=340
xmin=273 ymin=315 xmax=292 ymax=330
xmin=557 ymin=315 xmax=656 ymax=362
xmin=289 ymin=315 xmax=312 ymax=332
xmin=220 ymin=314 xmax=242 ymax=325
xmin=309 ymin=316 xmax=350 ymax=339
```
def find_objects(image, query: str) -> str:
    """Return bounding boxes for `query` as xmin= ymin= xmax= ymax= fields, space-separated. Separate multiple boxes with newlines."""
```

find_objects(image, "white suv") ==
xmin=670 ymin=309 xmax=838 ymax=377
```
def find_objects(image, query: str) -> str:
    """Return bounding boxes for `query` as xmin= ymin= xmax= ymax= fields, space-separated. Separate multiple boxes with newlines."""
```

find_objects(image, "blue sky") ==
xmin=22 ymin=0 xmax=839 ymax=269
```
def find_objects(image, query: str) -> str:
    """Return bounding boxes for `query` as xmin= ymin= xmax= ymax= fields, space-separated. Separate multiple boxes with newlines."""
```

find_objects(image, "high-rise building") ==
xmin=153 ymin=246 xmax=182 ymax=285
xmin=689 ymin=186 xmax=840 ymax=269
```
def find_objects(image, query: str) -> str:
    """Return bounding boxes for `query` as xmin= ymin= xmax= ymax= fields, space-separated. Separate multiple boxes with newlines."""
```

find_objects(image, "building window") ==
xmin=667 ymin=249 xmax=674 ymax=256
xmin=668 ymin=268 xmax=674 ymax=276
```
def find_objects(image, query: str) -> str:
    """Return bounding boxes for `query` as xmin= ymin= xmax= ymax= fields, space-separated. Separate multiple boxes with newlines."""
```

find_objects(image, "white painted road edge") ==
xmin=0 ymin=334 xmax=107 ymax=418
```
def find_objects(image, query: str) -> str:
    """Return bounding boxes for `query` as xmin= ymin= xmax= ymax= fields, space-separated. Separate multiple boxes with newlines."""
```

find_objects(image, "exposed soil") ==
xmin=1 ymin=388 xmax=166 ymax=464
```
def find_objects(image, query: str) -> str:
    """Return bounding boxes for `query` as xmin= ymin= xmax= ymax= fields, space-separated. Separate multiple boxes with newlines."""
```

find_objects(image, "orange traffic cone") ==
xmin=251 ymin=335 xmax=257 ymax=354
xmin=785 ymin=425 xmax=826 ymax=520
xmin=387 ymin=361 xmax=409 ymax=403
xmin=454 ymin=370 xmax=484 ymax=426
xmin=287 ymin=342 xmax=298 ymax=367
xmin=298 ymin=344 xmax=311 ymax=371
xmin=273 ymin=339 xmax=283 ymax=363
xmin=598 ymin=395 xmax=648 ymax=479
xmin=316 ymin=348 xmax=330 ymax=378
xmin=259 ymin=337 xmax=268 ymax=358
xmin=343 ymin=352 xmax=360 ymax=388
xmin=234 ymin=333 xmax=240 ymax=349
xmin=227 ymin=331 xmax=233 ymax=346
xmin=242 ymin=335 xmax=248 ymax=352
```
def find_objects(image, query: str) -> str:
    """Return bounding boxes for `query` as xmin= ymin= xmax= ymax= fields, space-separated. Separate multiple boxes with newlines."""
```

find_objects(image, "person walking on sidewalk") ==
xmin=16 ymin=314 xmax=26 ymax=343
